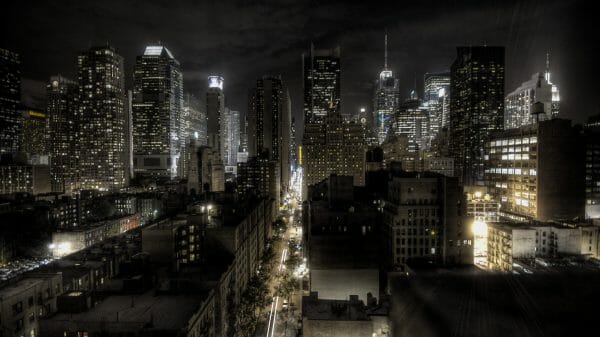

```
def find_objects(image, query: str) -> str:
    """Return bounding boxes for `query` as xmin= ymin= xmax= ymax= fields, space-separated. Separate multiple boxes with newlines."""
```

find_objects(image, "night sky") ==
xmin=1 ymin=0 xmax=597 ymax=134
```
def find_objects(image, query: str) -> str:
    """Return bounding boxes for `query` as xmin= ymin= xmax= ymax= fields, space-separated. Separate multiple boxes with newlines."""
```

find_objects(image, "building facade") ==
xmin=207 ymin=76 xmax=225 ymax=166
xmin=449 ymin=46 xmax=505 ymax=185
xmin=0 ymin=48 xmax=21 ymax=155
xmin=383 ymin=173 xmax=473 ymax=269
xmin=484 ymin=119 xmax=585 ymax=221
xmin=76 ymin=46 xmax=127 ymax=191
xmin=132 ymin=45 xmax=184 ymax=179
xmin=248 ymin=76 xmax=291 ymax=197
xmin=47 ymin=76 xmax=79 ymax=193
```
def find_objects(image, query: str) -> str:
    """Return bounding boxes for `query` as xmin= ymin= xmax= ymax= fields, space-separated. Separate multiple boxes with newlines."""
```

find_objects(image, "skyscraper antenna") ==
xmin=384 ymin=29 xmax=388 ymax=69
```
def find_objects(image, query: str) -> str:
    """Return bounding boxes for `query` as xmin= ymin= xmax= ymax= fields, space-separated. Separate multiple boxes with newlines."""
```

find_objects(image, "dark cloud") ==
xmin=1 ymin=0 xmax=597 ymax=134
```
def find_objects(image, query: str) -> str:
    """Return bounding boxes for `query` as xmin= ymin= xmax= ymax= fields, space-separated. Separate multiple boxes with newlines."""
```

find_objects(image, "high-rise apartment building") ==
xmin=132 ymin=45 xmax=183 ymax=179
xmin=450 ymin=46 xmax=505 ymax=185
xmin=248 ymin=76 xmax=291 ymax=196
xmin=47 ymin=76 xmax=79 ymax=193
xmin=0 ymin=48 xmax=21 ymax=155
xmin=504 ymin=54 xmax=560 ymax=129
xmin=484 ymin=119 xmax=584 ymax=221
xmin=222 ymin=107 xmax=240 ymax=169
xmin=18 ymin=109 xmax=49 ymax=157
xmin=77 ymin=46 xmax=127 ymax=191
xmin=373 ymin=33 xmax=400 ymax=145
xmin=390 ymin=98 xmax=431 ymax=152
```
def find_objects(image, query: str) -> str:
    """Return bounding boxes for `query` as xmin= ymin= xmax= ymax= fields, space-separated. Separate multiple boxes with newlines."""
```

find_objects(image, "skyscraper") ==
xmin=449 ymin=46 xmax=505 ymax=185
xmin=77 ymin=46 xmax=127 ymax=191
xmin=248 ymin=76 xmax=291 ymax=196
xmin=0 ymin=48 xmax=21 ymax=155
xmin=504 ymin=53 xmax=560 ymax=129
xmin=205 ymin=76 xmax=225 ymax=191
xmin=373 ymin=33 xmax=400 ymax=144
xmin=207 ymin=76 xmax=225 ymax=162
xmin=302 ymin=45 xmax=340 ymax=123
xmin=132 ymin=45 xmax=183 ymax=178
xmin=423 ymin=72 xmax=450 ymax=133
xmin=224 ymin=108 xmax=240 ymax=168
xmin=47 ymin=75 xmax=79 ymax=193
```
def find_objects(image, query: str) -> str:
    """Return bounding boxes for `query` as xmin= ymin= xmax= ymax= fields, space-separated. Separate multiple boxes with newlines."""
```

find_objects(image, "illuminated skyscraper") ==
xmin=248 ymin=76 xmax=291 ymax=196
xmin=47 ymin=75 xmax=79 ymax=193
xmin=504 ymin=53 xmax=560 ymax=129
xmin=206 ymin=76 xmax=225 ymax=191
xmin=222 ymin=107 xmax=240 ymax=173
xmin=0 ymin=48 xmax=21 ymax=154
xmin=132 ymin=45 xmax=183 ymax=178
xmin=373 ymin=33 xmax=400 ymax=144
xmin=423 ymin=72 xmax=450 ymax=133
xmin=302 ymin=45 xmax=340 ymax=123
xmin=450 ymin=46 xmax=505 ymax=185
xmin=77 ymin=46 xmax=127 ymax=191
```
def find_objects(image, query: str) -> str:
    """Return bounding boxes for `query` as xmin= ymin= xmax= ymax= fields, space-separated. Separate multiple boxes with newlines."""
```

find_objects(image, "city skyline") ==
xmin=1 ymin=0 xmax=596 ymax=135
xmin=2 ymin=2 xmax=600 ymax=337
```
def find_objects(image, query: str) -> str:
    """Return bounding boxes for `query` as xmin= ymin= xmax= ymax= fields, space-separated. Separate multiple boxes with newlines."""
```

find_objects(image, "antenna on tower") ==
xmin=384 ymin=29 xmax=388 ymax=69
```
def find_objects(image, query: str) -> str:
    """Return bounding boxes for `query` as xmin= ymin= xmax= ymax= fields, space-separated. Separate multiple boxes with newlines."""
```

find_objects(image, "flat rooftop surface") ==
xmin=389 ymin=267 xmax=600 ymax=337
xmin=47 ymin=290 xmax=204 ymax=331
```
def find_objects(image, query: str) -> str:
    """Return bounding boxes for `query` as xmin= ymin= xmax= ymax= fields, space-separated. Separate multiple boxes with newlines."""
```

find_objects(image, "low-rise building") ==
xmin=302 ymin=292 xmax=390 ymax=337
xmin=0 ymin=273 xmax=63 ymax=337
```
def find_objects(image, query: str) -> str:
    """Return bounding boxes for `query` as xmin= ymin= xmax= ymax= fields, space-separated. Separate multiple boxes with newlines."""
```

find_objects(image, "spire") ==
xmin=384 ymin=30 xmax=388 ymax=70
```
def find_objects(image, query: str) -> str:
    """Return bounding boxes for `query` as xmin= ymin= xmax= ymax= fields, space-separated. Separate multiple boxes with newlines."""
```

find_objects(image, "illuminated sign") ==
xmin=26 ymin=111 xmax=46 ymax=118
xmin=208 ymin=76 xmax=224 ymax=90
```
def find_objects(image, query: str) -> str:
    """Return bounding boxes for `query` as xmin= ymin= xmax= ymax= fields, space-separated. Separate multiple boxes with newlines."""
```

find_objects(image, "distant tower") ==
xmin=373 ymin=32 xmax=399 ymax=145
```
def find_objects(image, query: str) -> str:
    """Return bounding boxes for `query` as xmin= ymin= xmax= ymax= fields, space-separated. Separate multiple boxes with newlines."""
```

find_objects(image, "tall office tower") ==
xmin=204 ymin=76 xmax=225 ymax=191
xmin=248 ymin=76 xmax=291 ymax=196
xmin=484 ymin=118 xmax=584 ymax=221
xmin=132 ymin=45 xmax=183 ymax=179
xmin=47 ymin=75 xmax=79 ymax=193
xmin=390 ymin=98 xmax=431 ymax=151
xmin=77 ymin=45 xmax=127 ymax=191
xmin=18 ymin=109 xmax=49 ymax=157
xmin=183 ymin=94 xmax=206 ymax=147
xmin=0 ymin=48 xmax=21 ymax=154
xmin=504 ymin=53 xmax=560 ymax=129
xmin=125 ymin=90 xmax=134 ymax=182
xmin=373 ymin=33 xmax=400 ymax=144
xmin=226 ymin=109 xmax=240 ymax=167
xmin=584 ymin=115 xmax=600 ymax=219
xmin=424 ymin=72 xmax=450 ymax=134
xmin=290 ymin=117 xmax=297 ymax=171
xmin=180 ymin=94 xmax=206 ymax=178
xmin=450 ymin=46 xmax=505 ymax=185
xmin=207 ymin=76 xmax=225 ymax=163
xmin=237 ymin=153 xmax=280 ymax=203
xmin=302 ymin=45 xmax=340 ymax=123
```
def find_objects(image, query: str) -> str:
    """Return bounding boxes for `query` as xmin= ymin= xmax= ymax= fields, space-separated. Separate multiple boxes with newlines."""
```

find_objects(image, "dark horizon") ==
xmin=2 ymin=0 xmax=598 ymax=134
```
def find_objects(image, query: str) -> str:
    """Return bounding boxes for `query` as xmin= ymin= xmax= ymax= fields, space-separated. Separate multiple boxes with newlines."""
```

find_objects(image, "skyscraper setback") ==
xmin=248 ymin=76 xmax=291 ymax=196
xmin=76 ymin=46 xmax=127 ymax=191
xmin=449 ymin=46 xmax=505 ymax=185
xmin=0 ymin=48 xmax=21 ymax=155
xmin=132 ymin=45 xmax=184 ymax=179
